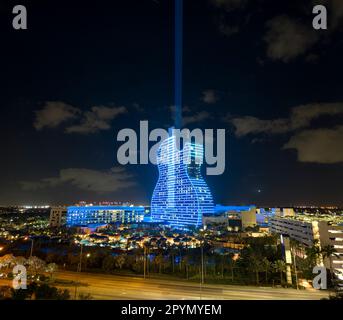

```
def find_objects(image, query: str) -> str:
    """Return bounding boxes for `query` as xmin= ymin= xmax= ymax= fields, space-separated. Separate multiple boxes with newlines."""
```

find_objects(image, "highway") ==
xmin=52 ymin=271 xmax=329 ymax=300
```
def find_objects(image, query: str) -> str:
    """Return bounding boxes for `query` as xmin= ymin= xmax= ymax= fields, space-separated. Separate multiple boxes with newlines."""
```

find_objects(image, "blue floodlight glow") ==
xmin=66 ymin=206 xmax=145 ymax=227
xmin=151 ymin=133 xmax=214 ymax=228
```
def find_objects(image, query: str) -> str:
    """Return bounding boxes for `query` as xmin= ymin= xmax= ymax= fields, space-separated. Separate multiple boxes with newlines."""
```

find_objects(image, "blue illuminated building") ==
xmin=66 ymin=206 xmax=146 ymax=227
xmin=151 ymin=132 xmax=214 ymax=228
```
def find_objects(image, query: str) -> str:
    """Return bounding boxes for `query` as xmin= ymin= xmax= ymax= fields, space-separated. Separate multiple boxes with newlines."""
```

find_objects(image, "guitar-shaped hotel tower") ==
xmin=151 ymin=0 xmax=214 ymax=228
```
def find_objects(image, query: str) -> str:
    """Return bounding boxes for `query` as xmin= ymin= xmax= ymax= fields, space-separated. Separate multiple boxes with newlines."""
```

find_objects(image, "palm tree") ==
xmin=273 ymin=260 xmax=286 ymax=285
xmin=262 ymin=257 xmax=271 ymax=284
xmin=227 ymin=253 xmax=236 ymax=281
xmin=321 ymin=245 xmax=339 ymax=280
xmin=290 ymin=239 xmax=302 ymax=289
xmin=154 ymin=254 xmax=163 ymax=274
xmin=182 ymin=255 xmax=190 ymax=279
xmin=248 ymin=254 xmax=264 ymax=285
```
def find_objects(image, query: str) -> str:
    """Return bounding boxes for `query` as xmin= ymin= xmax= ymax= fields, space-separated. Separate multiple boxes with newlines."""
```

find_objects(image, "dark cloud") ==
xmin=283 ymin=126 xmax=343 ymax=164
xmin=183 ymin=111 xmax=212 ymax=125
xmin=34 ymin=103 xmax=127 ymax=134
xmin=65 ymin=105 xmax=127 ymax=134
xmin=201 ymin=89 xmax=220 ymax=104
xmin=230 ymin=103 xmax=343 ymax=136
xmin=210 ymin=0 xmax=248 ymax=12
xmin=20 ymin=167 xmax=136 ymax=194
xmin=168 ymin=105 xmax=211 ymax=125
xmin=229 ymin=103 xmax=343 ymax=164
xmin=230 ymin=116 xmax=289 ymax=136
xmin=264 ymin=15 xmax=319 ymax=62
xmin=34 ymin=101 xmax=80 ymax=130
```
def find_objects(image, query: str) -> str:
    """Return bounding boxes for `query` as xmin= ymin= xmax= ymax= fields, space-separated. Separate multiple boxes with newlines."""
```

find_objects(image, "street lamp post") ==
xmin=85 ymin=253 xmax=90 ymax=272
xmin=201 ymin=244 xmax=204 ymax=285
xmin=25 ymin=237 xmax=34 ymax=258
xmin=199 ymin=236 xmax=205 ymax=300
xmin=143 ymin=246 xmax=146 ymax=279
xmin=77 ymin=244 xmax=83 ymax=273
xmin=74 ymin=242 xmax=84 ymax=300
xmin=30 ymin=238 xmax=34 ymax=258
xmin=292 ymin=248 xmax=299 ymax=290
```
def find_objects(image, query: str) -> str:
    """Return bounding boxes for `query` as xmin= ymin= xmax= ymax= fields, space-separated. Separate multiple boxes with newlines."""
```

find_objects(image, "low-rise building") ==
xmin=270 ymin=216 xmax=343 ymax=278
xmin=66 ymin=205 xmax=146 ymax=227
xmin=49 ymin=206 xmax=67 ymax=227
xmin=203 ymin=205 xmax=257 ymax=231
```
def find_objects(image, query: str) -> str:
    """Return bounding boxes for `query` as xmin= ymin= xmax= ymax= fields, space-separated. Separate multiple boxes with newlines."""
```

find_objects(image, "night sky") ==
xmin=1 ymin=0 xmax=342 ymax=206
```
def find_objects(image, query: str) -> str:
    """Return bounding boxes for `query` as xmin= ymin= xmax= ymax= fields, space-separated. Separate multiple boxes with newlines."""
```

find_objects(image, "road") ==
xmin=51 ymin=271 xmax=329 ymax=300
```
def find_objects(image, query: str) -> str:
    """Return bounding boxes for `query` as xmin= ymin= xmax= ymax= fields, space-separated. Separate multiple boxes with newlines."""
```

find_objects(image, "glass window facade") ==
xmin=66 ymin=206 xmax=145 ymax=226
xmin=151 ymin=134 xmax=214 ymax=227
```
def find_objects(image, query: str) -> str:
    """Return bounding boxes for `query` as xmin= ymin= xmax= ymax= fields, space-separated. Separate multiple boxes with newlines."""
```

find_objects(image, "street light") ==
xmin=143 ymin=246 xmax=146 ymax=279
xmin=291 ymin=247 xmax=299 ymax=290
xmin=77 ymin=243 xmax=83 ymax=273
xmin=74 ymin=241 xmax=85 ymax=300
xmin=85 ymin=253 xmax=91 ymax=272
xmin=24 ymin=237 xmax=34 ymax=258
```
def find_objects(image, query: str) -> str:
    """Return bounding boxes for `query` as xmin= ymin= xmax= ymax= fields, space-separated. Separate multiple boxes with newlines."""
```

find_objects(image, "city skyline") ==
xmin=1 ymin=0 xmax=343 ymax=207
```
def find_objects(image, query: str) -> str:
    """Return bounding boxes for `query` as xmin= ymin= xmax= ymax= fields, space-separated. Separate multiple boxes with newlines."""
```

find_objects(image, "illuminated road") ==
xmin=52 ymin=271 xmax=329 ymax=300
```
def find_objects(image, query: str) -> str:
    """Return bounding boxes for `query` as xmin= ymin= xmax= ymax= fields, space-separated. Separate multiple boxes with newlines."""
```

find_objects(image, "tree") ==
xmin=262 ymin=257 xmax=271 ymax=284
xmin=154 ymin=254 xmax=164 ymax=274
xmin=11 ymin=283 xmax=70 ymax=300
xmin=14 ymin=256 xmax=27 ymax=266
xmin=227 ymin=253 xmax=236 ymax=281
xmin=248 ymin=254 xmax=264 ymax=285
xmin=306 ymin=240 xmax=321 ymax=266
xmin=114 ymin=255 xmax=126 ymax=270
xmin=46 ymin=263 xmax=58 ymax=279
xmin=32 ymin=283 xmax=70 ymax=300
xmin=27 ymin=256 xmax=46 ymax=276
xmin=321 ymin=245 xmax=339 ymax=281
xmin=0 ymin=254 xmax=16 ymax=271
xmin=102 ymin=255 xmax=115 ymax=273
xmin=273 ymin=260 xmax=286 ymax=285
xmin=182 ymin=255 xmax=190 ymax=279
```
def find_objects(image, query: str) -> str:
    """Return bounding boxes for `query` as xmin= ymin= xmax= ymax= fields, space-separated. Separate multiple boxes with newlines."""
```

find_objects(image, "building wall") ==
xmin=49 ymin=206 xmax=67 ymax=227
xmin=270 ymin=217 xmax=315 ymax=246
xmin=317 ymin=221 xmax=343 ymax=274
xmin=151 ymin=135 xmax=214 ymax=227
xmin=203 ymin=215 xmax=227 ymax=226
xmin=66 ymin=206 xmax=145 ymax=226
xmin=241 ymin=208 xmax=257 ymax=229
xmin=270 ymin=217 xmax=343 ymax=275
xmin=203 ymin=206 xmax=257 ymax=231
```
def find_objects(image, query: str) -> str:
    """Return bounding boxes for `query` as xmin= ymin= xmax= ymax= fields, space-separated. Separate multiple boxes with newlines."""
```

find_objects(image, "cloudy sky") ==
xmin=0 ymin=0 xmax=342 ymax=206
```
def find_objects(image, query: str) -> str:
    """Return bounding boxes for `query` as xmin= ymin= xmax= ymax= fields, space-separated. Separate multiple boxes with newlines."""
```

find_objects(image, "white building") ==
xmin=203 ymin=206 xmax=257 ymax=231
xmin=270 ymin=217 xmax=343 ymax=278
xmin=49 ymin=206 xmax=67 ymax=227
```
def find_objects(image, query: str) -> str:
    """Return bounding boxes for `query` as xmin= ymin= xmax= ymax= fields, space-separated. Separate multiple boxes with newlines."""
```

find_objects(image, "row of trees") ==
xmin=0 ymin=254 xmax=58 ymax=278
xmin=2 ymin=235 xmax=339 ymax=288
xmin=50 ymin=235 xmax=293 ymax=286
xmin=0 ymin=283 xmax=70 ymax=300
